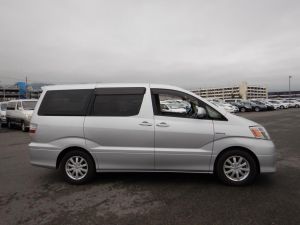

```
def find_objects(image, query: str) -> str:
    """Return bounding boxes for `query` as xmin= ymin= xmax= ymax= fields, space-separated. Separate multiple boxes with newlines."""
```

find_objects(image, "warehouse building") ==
xmin=191 ymin=82 xmax=268 ymax=100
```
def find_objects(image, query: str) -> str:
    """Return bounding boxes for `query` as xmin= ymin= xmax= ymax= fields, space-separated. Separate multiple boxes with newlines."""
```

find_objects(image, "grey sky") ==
xmin=0 ymin=0 xmax=299 ymax=91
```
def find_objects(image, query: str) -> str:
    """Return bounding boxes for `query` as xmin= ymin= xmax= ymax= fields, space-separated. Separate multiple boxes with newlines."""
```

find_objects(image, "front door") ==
xmin=151 ymin=88 xmax=215 ymax=171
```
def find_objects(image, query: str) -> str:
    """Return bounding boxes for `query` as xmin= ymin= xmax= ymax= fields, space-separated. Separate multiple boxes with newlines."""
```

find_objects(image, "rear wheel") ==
xmin=60 ymin=150 xmax=96 ymax=184
xmin=240 ymin=107 xmax=246 ymax=112
xmin=280 ymin=105 xmax=284 ymax=109
xmin=215 ymin=149 xmax=259 ymax=186
xmin=254 ymin=107 xmax=260 ymax=112
xmin=21 ymin=121 xmax=27 ymax=132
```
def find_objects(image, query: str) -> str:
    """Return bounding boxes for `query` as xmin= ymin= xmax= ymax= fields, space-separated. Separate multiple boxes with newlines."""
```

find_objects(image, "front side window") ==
xmin=38 ymin=89 xmax=93 ymax=116
xmin=151 ymin=89 xmax=226 ymax=120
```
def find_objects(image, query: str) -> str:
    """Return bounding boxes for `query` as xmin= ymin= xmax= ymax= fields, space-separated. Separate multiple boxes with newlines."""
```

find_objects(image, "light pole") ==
xmin=289 ymin=75 xmax=292 ymax=98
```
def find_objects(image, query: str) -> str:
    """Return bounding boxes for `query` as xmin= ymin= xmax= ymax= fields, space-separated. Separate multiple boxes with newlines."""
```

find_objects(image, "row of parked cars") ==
xmin=0 ymin=99 xmax=38 ymax=131
xmin=208 ymin=98 xmax=300 ymax=113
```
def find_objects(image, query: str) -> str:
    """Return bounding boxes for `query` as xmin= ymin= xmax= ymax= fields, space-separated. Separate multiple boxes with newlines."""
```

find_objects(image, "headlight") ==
xmin=249 ymin=126 xmax=270 ymax=140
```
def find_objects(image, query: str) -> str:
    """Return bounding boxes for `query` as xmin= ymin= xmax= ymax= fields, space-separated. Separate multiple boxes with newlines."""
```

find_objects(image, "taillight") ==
xmin=29 ymin=123 xmax=38 ymax=134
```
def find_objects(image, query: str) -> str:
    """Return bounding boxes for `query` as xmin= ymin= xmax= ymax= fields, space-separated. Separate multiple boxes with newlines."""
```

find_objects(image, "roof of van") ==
xmin=8 ymin=99 xmax=38 ymax=102
xmin=42 ymin=83 xmax=185 ymax=91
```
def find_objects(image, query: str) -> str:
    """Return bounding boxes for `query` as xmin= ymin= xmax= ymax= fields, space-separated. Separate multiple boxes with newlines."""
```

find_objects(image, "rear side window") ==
xmin=38 ymin=89 xmax=93 ymax=116
xmin=91 ymin=87 xmax=145 ymax=116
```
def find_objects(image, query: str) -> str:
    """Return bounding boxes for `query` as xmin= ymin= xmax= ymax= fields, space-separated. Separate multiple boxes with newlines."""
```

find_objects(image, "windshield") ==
xmin=1 ymin=103 xmax=7 ymax=110
xmin=22 ymin=101 xmax=37 ymax=110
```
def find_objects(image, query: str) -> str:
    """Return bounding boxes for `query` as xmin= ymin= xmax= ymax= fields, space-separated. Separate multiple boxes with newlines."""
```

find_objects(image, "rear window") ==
xmin=38 ymin=89 xmax=93 ymax=116
xmin=91 ymin=88 xmax=145 ymax=116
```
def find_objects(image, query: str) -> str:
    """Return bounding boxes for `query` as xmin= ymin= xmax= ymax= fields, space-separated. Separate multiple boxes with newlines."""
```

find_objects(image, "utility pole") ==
xmin=25 ymin=76 xmax=28 ymax=99
xmin=289 ymin=75 xmax=292 ymax=98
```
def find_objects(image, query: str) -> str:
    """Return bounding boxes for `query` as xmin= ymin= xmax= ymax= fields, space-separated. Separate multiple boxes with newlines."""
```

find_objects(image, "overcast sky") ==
xmin=0 ymin=0 xmax=299 ymax=91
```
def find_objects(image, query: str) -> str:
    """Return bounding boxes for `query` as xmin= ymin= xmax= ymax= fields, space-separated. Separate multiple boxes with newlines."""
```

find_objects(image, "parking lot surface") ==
xmin=0 ymin=109 xmax=300 ymax=225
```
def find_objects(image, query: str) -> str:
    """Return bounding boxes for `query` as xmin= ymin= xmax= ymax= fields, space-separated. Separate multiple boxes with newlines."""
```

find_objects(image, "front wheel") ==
xmin=254 ymin=107 xmax=260 ymax=112
xmin=240 ymin=107 xmax=246 ymax=112
xmin=215 ymin=149 xmax=259 ymax=186
xmin=60 ymin=150 xmax=96 ymax=184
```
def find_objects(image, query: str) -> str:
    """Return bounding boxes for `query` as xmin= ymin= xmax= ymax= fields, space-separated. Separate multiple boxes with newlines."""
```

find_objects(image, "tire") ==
xmin=296 ymin=104 xmax=300 ymax=108
xmin=280 ymin=105 xmax=284 ymax=109
xmin=215 ymin=149 xmax=259 ymax=186
xmin=60 ymin=150 xmax=96 ymax=184
xmin=7 ymin=120 xmax=12 ymax=129
xmin=254 ymin=107 xmax=260 ymax=112
xmin=21 ymin=121 xmax=27 ymax=132
xmin=240 ymin=107 xmax=246 ymax=112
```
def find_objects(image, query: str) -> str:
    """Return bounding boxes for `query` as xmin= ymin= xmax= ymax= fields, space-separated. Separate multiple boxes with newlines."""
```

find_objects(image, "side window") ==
xmin=38 ymin=89 xmax=93 ymax=116
xmin=7 ymin=102 xmax=16 ymax=110
xmin=90 ymin=87 xmax=146 ymax=117
xmin=151 ymin=89 xmax=207 ymax=119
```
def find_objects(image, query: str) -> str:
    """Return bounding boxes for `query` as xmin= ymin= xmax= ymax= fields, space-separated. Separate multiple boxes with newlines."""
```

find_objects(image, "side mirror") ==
xmin=197 ymin=107 xmax=207 ymax=118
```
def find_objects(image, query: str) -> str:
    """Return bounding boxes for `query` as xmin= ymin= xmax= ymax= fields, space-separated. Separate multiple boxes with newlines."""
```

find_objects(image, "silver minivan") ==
xmin=29 ymin=84 xmax=276 ymax=185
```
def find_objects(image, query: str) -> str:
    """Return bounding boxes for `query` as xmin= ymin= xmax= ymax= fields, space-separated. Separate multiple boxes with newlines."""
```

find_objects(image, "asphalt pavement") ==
xmin=0 ymin=109 xmax=300 ymax=225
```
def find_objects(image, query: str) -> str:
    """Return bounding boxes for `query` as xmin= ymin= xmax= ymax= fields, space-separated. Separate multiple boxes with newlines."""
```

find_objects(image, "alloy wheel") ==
xmin=223 ymin=156 xmax=250 ymax=182
xmin=65 ymin=156 xmax=89 ymax=180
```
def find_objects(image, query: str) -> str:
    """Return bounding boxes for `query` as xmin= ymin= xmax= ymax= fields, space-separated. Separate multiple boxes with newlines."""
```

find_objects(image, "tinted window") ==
xmin=38 ymin=89 xmax=93 ymax=116
xmin=91 ymin=94 xmax=144 ymax=116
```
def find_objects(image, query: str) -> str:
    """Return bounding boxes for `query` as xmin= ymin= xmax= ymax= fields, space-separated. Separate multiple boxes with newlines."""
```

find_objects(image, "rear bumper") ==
xmin=29 ymin=142 xmax=60 ymax=169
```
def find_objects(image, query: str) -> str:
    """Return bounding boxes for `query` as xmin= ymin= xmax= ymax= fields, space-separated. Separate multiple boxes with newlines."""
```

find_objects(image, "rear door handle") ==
xmin=139 ymin=121 xmax=153 ymax=126
xmin=156 ymin=122 xmax=169 ymax=127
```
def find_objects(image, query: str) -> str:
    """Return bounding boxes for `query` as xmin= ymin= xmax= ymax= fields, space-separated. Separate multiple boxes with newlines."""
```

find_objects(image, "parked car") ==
xmin=0 ymin=101 xmax=8 ymax=126
xmin=224 ymin=99 xmax=243 ymax=104
xmin=6 ymin=99 xmax=38 ymax=131
xmin=29 ymin=84 xmax=276 ymax=186
xmin=210 ymin=102 xmax=237 ymax=113
xmin=275 ymin=100 xmax=290 ymax=109
xmin=264 ymin=100 xmax=281 ymax=110
xmin=282 ymin=100 xmax=300 ymax=108
xmin=251 ymin=100 xmax=275 ymax=111
xmin=231 ymin=102 xmax=252 ymax=112
xmin=243 ymin=100 xmax=267 ymax=112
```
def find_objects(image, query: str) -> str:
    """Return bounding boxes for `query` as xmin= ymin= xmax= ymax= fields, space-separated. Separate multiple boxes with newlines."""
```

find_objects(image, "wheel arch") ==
xmin=56 ymin=146 xmax=96 ymax=169
xmin=213 ymin=146 xmax=260 ymax=174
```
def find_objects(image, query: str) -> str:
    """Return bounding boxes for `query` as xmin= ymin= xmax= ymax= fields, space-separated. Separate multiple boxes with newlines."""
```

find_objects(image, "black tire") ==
xmin=60 ymin=150 xmax=96 ymax=184
xmin=254 ymin=107 xmax=260 ymax=112
xmin=21 ymin=121 xmax=27 ymax=132
xmin=215 ymin=149 xmax=259 ymax=186
xmin=240 ymin=107 xmax=246 ymax=113
xmin=295 ymin=104 xmax=300 ymax=108
xmin=280 ymin=105 xmax=284 ymax=109
xmin=7 ymin=120 xmax=12 ymax=129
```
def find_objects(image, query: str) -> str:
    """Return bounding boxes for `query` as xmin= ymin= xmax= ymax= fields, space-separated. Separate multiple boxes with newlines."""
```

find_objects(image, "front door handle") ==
xmin=156 ymin=122 xmax=170 ymax=127
xmin=139 ymin=121 xmax=153 ymax=126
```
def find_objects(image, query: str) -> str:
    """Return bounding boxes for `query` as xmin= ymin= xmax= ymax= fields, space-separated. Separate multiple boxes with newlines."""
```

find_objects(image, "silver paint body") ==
xmin=29 ymin=83 xmax=276 ymax=173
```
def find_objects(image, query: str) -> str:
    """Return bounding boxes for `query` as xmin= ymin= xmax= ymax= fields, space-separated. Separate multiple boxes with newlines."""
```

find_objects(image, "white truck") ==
xmin=6 ymin=99 xmax=38 ymax=131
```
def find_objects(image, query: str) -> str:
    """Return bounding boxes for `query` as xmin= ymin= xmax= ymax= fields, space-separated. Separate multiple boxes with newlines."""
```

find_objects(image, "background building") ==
xmin=191 ymin=82 xmax=268 ymax=100
xmin=0 ymin=82 xmax=43 ymax=101
xmin=268 ymin=91 xmax=300 ymax=99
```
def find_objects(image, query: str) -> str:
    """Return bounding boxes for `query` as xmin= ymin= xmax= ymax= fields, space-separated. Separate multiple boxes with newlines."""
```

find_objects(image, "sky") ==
xmin=0 ymin=0 xmax=299 ymax=91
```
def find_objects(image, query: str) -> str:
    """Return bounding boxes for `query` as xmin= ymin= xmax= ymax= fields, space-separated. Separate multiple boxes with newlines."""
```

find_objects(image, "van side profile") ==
xmin=29 ymin=84 xmax=276 ymax=185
